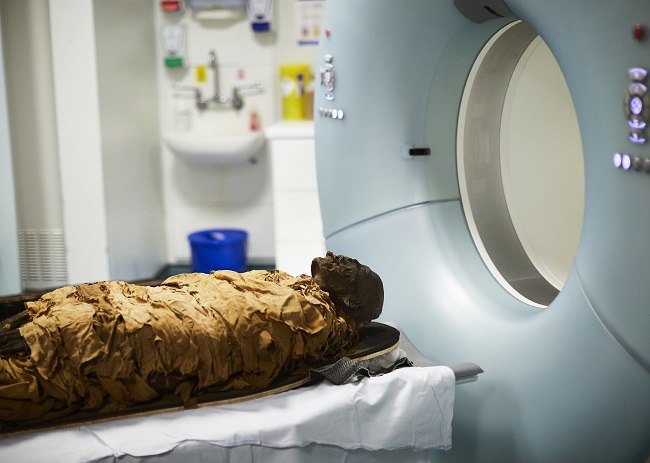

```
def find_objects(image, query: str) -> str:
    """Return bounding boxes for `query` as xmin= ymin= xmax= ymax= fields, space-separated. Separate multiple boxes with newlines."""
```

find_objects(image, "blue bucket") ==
xmin=188 ymin=229 xmax=248 ymax=273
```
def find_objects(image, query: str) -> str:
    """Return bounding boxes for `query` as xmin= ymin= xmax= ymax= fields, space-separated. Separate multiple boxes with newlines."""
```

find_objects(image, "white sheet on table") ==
xmin=0 ymin=365 xmax=455 ymax=463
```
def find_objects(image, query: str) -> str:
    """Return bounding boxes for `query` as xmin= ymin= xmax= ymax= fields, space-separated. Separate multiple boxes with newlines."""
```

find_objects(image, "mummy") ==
xmin=0 ymin=253 xmax=383 ymax=425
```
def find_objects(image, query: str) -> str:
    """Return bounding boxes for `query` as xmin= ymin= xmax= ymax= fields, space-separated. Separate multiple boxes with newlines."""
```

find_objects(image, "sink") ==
xmin=164 ymin=132 xmax=265 ymax=165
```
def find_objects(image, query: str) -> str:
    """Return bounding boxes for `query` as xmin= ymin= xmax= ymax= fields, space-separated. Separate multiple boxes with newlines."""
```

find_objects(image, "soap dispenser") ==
xmin=247 ymin=0 xmax=272 ymax=32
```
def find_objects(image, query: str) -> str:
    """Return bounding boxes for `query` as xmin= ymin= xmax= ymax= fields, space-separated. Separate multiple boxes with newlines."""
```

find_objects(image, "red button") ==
xmin=161 ymin=1 xmax=182 ymax=12
xmin=633 ymin=24 xmax=646 ymax=41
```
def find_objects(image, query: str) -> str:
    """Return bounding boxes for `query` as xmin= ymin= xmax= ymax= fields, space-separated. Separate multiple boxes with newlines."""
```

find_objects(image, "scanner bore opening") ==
xmin=457 ymin=21 xmax=585 ymax=308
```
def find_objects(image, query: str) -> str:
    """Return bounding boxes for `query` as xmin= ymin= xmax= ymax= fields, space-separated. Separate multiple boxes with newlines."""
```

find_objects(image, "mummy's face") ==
xmin=311 ymin=252 xmax=384 ymax=326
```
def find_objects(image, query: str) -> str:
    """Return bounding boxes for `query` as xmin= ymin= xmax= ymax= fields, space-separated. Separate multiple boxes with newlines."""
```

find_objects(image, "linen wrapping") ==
xmin=0 ymin=270 xmax=357 ymax=423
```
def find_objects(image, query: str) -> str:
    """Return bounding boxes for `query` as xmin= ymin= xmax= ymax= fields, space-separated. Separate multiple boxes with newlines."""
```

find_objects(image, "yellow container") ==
xmin=280 ymin=64 xmax=311 ymax=120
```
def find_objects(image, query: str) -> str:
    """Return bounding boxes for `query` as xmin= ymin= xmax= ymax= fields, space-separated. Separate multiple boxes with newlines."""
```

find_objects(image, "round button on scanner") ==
xmin=629 ymin=67 xmax=649 ymax=82
xmin=628 ymin=117 xmax=647 ymax=130
xmin=622 ymin=153 xmax=632 ymax=170
xmin=320 ymin=59 xmax=335 ymax=94
xmin=628 ymin=131 xmax=647 ymax=144
xmin=323 ymin=70 xmax=333 ymax=85
xmin=613 ymin=152 xmax=623 ymax=168
xmin=630 ymin=95 xmax=644 ymax=116
xmin=625 ymin=88 xmax=650 ymax=118
xmin=628 ymin=82 xmax=648 ymax=96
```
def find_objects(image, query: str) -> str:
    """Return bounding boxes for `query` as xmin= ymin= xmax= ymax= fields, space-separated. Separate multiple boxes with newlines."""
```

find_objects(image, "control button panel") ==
xmin=318 ymin=53 xmax=345 ymax=121
xmin=319 ymin=107 xmax=345 ymax=120
xmin=319 ymin=54 xmax=335 ymax=101
xmin=613 ymin=152 xmax=650 ymax=172
xmin=616 ymin=67 xmax=650 ymax=174
xmin=625 ymin=66 xmax=650 ymax=144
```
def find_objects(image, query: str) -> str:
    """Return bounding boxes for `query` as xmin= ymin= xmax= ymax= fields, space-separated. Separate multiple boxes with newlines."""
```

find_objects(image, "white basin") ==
xmin=164 ymin=132 xmax=265 ymax=165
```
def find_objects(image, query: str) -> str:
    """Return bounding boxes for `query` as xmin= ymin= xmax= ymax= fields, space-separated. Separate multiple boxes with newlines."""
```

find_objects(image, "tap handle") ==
xmin=235 ymin=81 xmax=264 ymax=93
xmin=172 ymin=85 xmax=209 ymax=110
xmin=173 ymin=84 xmax=201 ymax=97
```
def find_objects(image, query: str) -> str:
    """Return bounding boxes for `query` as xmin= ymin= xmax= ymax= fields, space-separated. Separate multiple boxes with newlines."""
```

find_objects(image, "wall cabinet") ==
xmin=266 ymin=122 xmax=325 ymax=276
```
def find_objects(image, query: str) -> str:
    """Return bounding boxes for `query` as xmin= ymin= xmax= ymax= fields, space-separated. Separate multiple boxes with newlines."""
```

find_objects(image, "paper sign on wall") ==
xmin=295 ymin=0 xmax=325 ymax=46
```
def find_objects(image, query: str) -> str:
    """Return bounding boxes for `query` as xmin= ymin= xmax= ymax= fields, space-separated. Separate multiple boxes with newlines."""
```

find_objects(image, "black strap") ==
xmin=310 ymin=356 xmax=412 ymax=385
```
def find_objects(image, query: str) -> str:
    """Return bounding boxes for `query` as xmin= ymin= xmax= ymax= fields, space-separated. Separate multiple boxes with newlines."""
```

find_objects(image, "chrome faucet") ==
xmin=206 ymin=50 xmax=228 ymax=106
xmin=173 ymin=50 xmax=264 ymax=111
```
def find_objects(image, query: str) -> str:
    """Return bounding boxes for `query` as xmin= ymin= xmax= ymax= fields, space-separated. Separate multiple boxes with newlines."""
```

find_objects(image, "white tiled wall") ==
xmin=1 ymin=0 xmax=323 ymax=289
xmin=155 ymin=1 xmax=319 ymax=267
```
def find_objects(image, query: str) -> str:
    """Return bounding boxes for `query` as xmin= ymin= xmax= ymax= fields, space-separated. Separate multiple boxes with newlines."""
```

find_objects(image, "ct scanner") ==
xmin=314 ymin=1 xmax=650 ymax=461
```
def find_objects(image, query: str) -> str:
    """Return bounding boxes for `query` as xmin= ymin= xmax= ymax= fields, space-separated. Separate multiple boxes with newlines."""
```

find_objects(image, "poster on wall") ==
xmin=295 ymin=0 xmax=326 ymax=46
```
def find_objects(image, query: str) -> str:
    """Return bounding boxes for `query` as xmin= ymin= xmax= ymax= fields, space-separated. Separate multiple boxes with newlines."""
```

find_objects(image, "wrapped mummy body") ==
xmin=0 ymin=253 xmax=383 ymax=425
